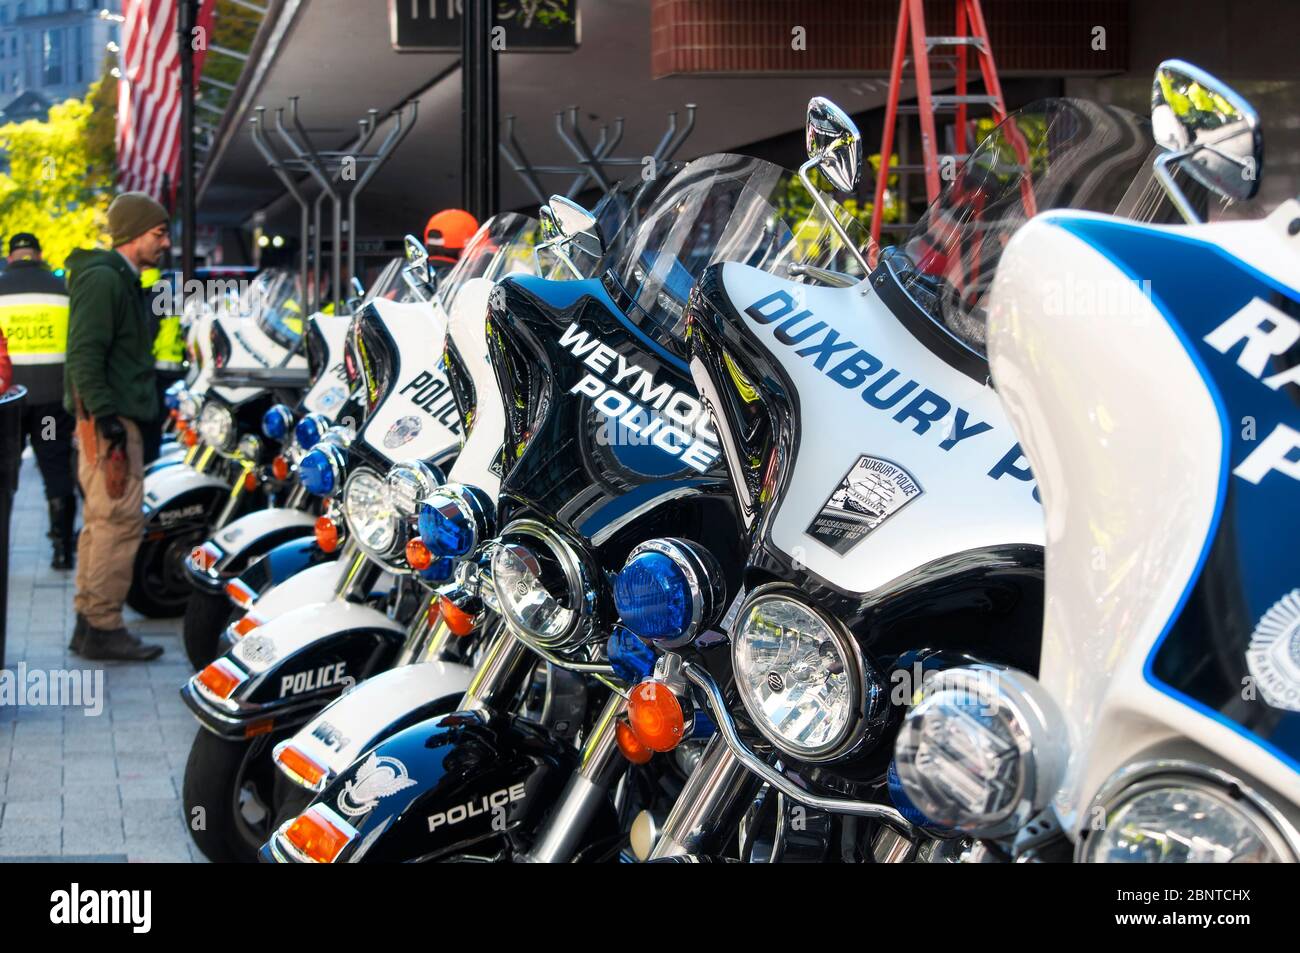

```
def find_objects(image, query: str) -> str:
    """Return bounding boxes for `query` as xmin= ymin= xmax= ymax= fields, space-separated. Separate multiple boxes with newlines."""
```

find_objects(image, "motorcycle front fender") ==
xmin=275 ymin=661 xmax=475 ymax=791
xmin=182 ymin=599 xmax=406 ymax=740
xmin=264 ymin=710 xmax=577 ymax=863
xmin=185 ymin=508 xmax=318 ymax=594
xmin=216 ymin=557 xmax=350 ymax=655
xmin=142 ymin=465 xmax=230 ymax=536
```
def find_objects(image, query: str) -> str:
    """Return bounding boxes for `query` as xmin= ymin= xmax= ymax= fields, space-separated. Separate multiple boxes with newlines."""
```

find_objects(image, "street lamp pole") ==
xmin=177 ymin=0 xmax=198 ymax=281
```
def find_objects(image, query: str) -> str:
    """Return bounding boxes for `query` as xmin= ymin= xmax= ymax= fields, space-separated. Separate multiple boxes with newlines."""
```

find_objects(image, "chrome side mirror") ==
xmin=805 ymin=96 xmax=862 ymax=192
xmin=402 ymin=233 xmax=436 ymax=298
xmin=549 ymin=196 xmax=600 ymax=242
xmin=544 ymin=195 xmax=602 ymax=277
xmin=797 ymin=97 xmax=869 ymax=274
xmin=1151 ymin=59 xmax=1263 ymax=222
xmin=538 ymin=204 xmax=561 ymax=241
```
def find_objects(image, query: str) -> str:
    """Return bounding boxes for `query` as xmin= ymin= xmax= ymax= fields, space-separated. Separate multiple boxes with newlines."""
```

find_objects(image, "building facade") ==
xmin=0 ymin=0 xmax=120 ymax=108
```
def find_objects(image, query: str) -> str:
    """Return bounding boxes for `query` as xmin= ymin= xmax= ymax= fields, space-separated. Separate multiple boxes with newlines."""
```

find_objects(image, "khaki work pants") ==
xmin=74 ymin=417 xmax=144 ymax=630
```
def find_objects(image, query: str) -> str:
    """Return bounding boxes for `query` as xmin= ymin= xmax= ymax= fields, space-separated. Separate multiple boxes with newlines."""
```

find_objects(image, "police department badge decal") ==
xmin=806 ymin=455 xmax=923 ymax=555
xmin=337 ymin=752 xmax=418 ymax=817
xmin=383 ymin=415 xmax=422 ymax=450
xmin=1246 ymin=589 xmax=1300 ymax=713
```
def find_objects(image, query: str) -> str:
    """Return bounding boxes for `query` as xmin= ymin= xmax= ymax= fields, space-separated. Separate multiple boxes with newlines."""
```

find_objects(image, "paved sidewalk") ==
xmin=0 ymin=451 xmax=203 ymax=862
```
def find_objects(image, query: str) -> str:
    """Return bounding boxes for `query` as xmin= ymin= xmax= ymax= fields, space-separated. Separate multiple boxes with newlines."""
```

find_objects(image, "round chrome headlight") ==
xmin=343 ymin=468 xmax=399 ymax=557
xmin=1079 ymin=761 xmax=1300 ymax=863
xmin=893 ymin=665 xmax=1067 ymax=837
xmin=731 ymin=588 xmax=870 ymax=761
xmin=197 ymin=400 xmax=235 ymax=451
xmin=490 ymin=520 xmax=593 ymax=650
xmin=385 ymin=461 xmax=444 ymax=518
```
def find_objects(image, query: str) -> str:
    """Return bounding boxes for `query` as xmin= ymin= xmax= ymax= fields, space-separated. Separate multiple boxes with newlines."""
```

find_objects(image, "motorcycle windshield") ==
xmin=438 ymin=212 xmax=554 ymax=315
xmin=362 ymin=258 xmax=410 ymax=304
xmin=255 ymin=272 xmax=307 ymax=349
xmin=889 ymin=98 xmax=1159 ymax=358
xmin=605 ymin=153 xmax=869 ymax=344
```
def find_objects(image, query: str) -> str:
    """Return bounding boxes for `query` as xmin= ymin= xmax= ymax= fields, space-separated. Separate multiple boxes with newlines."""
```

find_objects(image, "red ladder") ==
xmin=869 ymin=0 xmax=1010 ymax=249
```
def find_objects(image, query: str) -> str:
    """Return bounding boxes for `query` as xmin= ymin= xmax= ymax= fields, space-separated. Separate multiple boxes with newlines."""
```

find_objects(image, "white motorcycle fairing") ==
xmin=300 ymin=311 xmax=355 ymax=418
xmin=988 ymin=200 xmax=1300 ymax=837
xmin=698 ymin=262 xmax=1044 ymax=600
xmin=442 ymin=277 xmax=505 ymax=496
xmin=353 ymin=297 xmax=460 ymax=469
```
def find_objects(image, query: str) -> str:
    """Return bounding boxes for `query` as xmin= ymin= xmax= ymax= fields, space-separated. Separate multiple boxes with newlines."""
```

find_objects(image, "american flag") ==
xmin=116 ymin=0 xmax=217 ymax=204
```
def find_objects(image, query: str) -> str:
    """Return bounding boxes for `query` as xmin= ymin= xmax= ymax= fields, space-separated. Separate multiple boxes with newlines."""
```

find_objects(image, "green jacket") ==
xmin=63 ymin=248 xmax=159 ymax=424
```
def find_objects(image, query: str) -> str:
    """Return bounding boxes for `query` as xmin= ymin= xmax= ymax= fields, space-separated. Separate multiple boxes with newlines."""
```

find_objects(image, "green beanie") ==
xmin=108 ymin=192 xmax=170 ymax=247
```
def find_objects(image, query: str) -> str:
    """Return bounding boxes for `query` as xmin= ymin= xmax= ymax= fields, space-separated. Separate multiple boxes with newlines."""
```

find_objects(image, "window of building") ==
xmin=42 ymin=27 xmax=61 ymax=86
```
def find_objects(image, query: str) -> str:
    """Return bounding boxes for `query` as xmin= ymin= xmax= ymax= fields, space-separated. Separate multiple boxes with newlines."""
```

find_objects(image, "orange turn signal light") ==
xmin=284 ymin=808 xmax=354 ymax=863
xmin=627 ymin=680 xmax=686 ymax=752
xmin=276 ymin=744 xmax=327 ymax=788
xmin=243 ymin=470 xmax=259 ymax=492
xmin=183 ymin=429 xmax=198 ymax=447
xmin=225 ymin=579 xmax=257 ymax=609
xmin=197 ymin=660 xmax=244 ymax=700
xmin=616 ymin=720 xmax=653 ymax=764
xmin=405 ymin=537 xmax=433 ymax=571
xmin=231 ymin=613 xmax=263 ymax=638
xmin=315 ymin=516 xmax=339 ymax=553
xmin=271 ymin=455 xmax=290 ymax=481
xmin=437 ymin=595 xmax=476 ymax=638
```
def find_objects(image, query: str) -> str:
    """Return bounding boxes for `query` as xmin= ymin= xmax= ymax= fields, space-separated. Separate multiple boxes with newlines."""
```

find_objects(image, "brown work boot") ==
xmin=68 ymin=613 xmax=87 ymax=654
xmin=80 ymin=625 xmax=164 ymax=662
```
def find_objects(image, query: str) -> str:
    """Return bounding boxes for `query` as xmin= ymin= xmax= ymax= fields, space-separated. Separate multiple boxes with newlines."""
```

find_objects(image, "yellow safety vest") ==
xmin=143 ymin=268 xmax=185 ymax=370
xmin=0 ymin=293 xmax=69 ymax=365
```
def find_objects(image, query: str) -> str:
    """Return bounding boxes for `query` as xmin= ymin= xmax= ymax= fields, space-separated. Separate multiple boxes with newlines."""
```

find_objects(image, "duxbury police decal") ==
xmin=1246 ymin=589 xmax=1300 ymax=713
xmin=807 ymin=454 xmax=922 ymax=554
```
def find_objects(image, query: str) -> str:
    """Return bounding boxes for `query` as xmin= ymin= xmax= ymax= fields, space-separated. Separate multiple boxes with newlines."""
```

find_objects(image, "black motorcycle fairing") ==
xmin=486 ymin=273 xmax=746 ymax=595
xmin=276 ymin=709 xmax=580 ymax=863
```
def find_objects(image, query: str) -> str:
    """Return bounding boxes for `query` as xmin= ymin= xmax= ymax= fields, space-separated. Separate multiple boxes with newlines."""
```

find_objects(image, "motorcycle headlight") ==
xmin=893 ymin=665 xmax=1067 ymax=837
xmin=418 ymin=483 xmax=495 ymax=558
xmin=490 ymin=520 xmax=593 ymax=649
xmin=179 ymin=393 xmax=202 ymax=421
xmin=343 ymin=468 xmax=399 ymax=556
xmin=385 ymin=461 xmax=444 ymax=518
xmin=1079 ymin=762 xmax=1300 ymax=863
xmin=197 ymin=401 xmax=235 ymax=451
xmin=731 ymin=588 xmax=870 ymax=761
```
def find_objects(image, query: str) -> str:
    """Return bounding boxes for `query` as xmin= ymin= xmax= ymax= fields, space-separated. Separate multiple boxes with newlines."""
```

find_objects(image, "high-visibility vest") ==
xmin=143 ymin=268 xmax=185 ymax=370
xmin=0 ymin=260 xmax=69 ymax=405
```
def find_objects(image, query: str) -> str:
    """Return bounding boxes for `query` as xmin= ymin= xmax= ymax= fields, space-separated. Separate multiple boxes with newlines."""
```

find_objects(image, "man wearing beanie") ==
xmin=63 ymin=192 xmax=171 ymax=661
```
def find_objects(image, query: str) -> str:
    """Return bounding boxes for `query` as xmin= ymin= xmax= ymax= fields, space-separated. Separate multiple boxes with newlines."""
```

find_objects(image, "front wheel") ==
xmin=127 ymin=529 xmax=205 ymax=618
xmin=183 ymin=726 xmax=292 ymax=863
xmin=183 ymin=590 xmax=240 ymax=670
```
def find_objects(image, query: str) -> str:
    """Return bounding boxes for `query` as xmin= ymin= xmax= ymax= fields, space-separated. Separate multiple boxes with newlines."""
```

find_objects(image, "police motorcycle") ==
xmin=258 ymin=157 xmax=889 ymax=864
xmin=179 ymin=223 xmax=535 ymax=863
xmin=602 ymin=95 xmax=1187 ymax=863
xmin=889 ymin=61 xmax=1300 ymax=864
xmin=179 ymin=257 xmax=422 ymax=670
xmin=132 ymin=271 xmax=311 ymax=618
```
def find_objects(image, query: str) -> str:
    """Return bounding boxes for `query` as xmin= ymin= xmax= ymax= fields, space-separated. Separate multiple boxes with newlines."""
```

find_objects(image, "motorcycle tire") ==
xmin=127 ymin=529 xmax=205 ymax=618
xmin=183 ymin=726 xmax=292 ymax=863
xmin=183 ymin=590 xmax=240 ymax=670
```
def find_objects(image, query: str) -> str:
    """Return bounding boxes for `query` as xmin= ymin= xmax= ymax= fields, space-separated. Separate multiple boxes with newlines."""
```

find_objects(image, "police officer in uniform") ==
xmin=0 ymin=233 xmax=77 ymax=569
